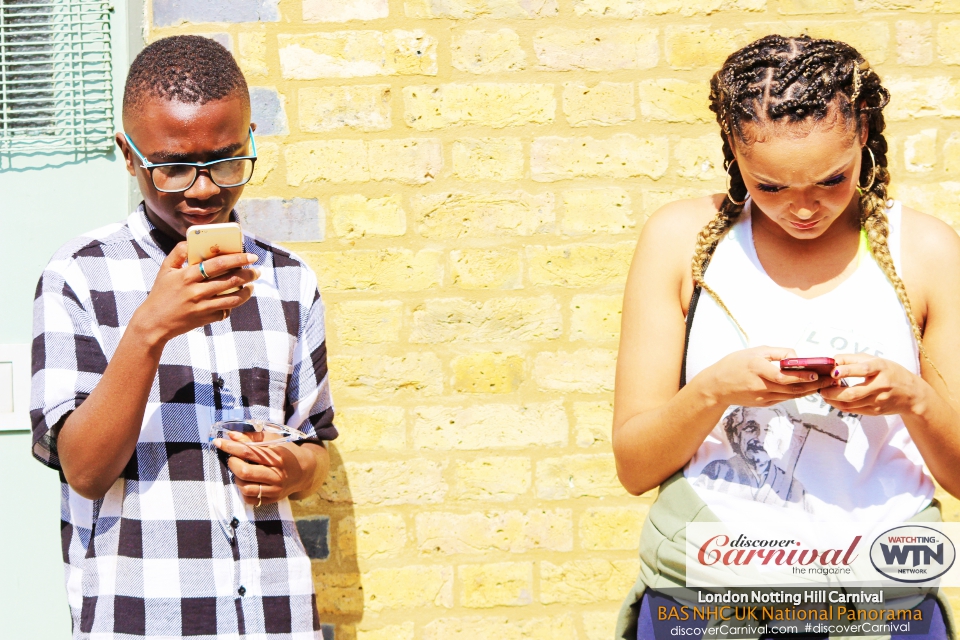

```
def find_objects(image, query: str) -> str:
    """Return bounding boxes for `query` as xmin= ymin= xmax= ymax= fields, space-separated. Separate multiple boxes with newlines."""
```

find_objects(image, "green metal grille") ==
xmin=0 ymin=0 xmax=113 ymax=152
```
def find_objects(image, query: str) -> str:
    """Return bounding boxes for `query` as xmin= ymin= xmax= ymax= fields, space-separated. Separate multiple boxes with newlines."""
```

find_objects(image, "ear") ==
xmin=115 ymin=133 xmax=137 ymax=177
xmin=250 ymin=122 xmax=257 ymax=133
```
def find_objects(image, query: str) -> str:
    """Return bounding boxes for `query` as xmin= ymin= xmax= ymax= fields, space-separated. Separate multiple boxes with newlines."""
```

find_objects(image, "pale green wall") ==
xmin=0 ymin=2 xmax=141 ymax=637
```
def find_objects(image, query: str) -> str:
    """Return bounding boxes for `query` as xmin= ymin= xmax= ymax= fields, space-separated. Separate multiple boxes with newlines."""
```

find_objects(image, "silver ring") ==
xmin=199 ymin=261 xmax=210 ymax=280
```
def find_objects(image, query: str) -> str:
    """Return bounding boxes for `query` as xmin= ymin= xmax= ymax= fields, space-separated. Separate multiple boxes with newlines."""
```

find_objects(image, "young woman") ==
xmin=613 ymin=35 xmax=960 ymax=639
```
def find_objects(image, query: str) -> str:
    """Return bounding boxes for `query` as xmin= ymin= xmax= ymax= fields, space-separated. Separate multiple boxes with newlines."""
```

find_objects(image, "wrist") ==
xmin=128 ymin=309 xmax=169 ymax=354
xmin=906 ymin=375 xmax=934 ymax=419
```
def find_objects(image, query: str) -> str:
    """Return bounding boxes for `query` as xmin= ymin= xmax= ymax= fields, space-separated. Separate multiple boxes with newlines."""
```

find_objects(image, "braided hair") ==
xmin=701 ymin=34 xmax=941 ymax=378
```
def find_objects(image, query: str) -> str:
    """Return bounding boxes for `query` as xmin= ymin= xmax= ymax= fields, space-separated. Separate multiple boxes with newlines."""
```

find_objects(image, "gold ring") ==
xmin=257 ymin=484 xmax=262 ymax=508
xmin=199 ymin=261 xmax=210 ymax=280
xmin=223 ymin=309 xmax=229 ymax=321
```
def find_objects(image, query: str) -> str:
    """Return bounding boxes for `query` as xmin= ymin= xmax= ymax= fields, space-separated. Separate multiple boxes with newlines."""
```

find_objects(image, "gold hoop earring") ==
xmin=725 ymin=160 xmax=746 ymax=206
xmin=857 ymin=147 xmax=876 ymax=194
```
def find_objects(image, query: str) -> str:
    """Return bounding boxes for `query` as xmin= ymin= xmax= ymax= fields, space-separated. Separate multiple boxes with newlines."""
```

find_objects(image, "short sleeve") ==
xmin=285 ymin=287 xmax=337 ymax=442
xmin=30 ymin=270 xmax=108 ymax=470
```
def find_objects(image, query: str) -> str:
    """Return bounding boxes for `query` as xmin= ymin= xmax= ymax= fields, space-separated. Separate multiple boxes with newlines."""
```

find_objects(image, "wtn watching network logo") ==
xmin=869 ymin=526 xmax=956 ymax=583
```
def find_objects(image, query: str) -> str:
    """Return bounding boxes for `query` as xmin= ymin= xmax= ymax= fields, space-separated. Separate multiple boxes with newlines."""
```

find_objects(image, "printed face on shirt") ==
xmin=728 ymin=406 xmax=782 ymax=468
xmin=117 ymin=95 xmax=254 ymax=240
xmin=733 ymin=109 xmax=869 ymax=242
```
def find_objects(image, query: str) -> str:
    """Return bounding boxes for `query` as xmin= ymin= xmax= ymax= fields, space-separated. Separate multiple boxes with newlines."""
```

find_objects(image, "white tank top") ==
xmin=683 ymin=199 xmax=934 ymax=524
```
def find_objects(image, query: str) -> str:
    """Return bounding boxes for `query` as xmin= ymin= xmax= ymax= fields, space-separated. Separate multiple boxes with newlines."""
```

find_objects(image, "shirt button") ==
xmin=238 ymin=586 xmax=246 ymax=597
xmin=230 ymin=517 xmax=239 ymax=528
xmin=215 ymin=377 xmax=225 ymax=388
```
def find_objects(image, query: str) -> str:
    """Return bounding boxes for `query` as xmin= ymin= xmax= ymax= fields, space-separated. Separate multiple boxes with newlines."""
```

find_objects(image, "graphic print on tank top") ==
xmin=683 ymin=200 xmax=934 ymax=524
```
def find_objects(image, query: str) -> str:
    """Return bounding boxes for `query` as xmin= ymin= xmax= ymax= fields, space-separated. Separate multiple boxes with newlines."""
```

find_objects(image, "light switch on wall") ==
xmin=0 ymin=344 xmax=31 ymax=431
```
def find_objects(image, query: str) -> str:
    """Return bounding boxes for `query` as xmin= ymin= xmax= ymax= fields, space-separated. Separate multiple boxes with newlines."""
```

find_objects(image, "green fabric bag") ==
xmin=615 ymin=472 xmax=957 ymax=640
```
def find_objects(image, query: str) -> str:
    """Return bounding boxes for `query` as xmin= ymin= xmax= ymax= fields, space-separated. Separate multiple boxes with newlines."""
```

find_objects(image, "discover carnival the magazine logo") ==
xmin=685 ymin=522 xmax=960 ymax=587
xmin=869 ymin=525 xmax=956 ymax=583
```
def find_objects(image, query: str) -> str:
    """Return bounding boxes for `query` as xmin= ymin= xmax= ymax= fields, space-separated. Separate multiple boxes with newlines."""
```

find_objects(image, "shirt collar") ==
xmin=128 ymin=203 xmax=240 ymax=262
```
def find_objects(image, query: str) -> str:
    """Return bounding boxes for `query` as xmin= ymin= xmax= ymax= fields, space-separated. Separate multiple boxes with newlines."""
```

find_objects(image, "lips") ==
xmin=789 ymin=219 xmax=821 ymax=230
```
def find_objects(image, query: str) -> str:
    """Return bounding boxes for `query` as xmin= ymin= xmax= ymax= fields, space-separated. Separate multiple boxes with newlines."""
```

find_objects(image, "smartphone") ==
xmin=779 ymin=357 xmax=836 ymax=376
xmin=186 ymin=223 xmax=244 ymax=294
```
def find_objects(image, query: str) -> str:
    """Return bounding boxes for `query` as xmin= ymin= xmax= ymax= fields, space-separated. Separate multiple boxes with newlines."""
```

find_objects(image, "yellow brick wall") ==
xmin=146 ymin=1 xmax=960 ymax=637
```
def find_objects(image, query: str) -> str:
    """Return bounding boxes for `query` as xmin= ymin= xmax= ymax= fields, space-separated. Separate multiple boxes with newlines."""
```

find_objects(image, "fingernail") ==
xmin=832 ymin=368 xmax=840 ymax=378
xmin=252 ymin=268 xmax=261 ymax=279
xmin=809 ymin=374 xmax=817 ymax=381
xmin=213 ymin=438 xmax=222 ymax=448
xmin=247 ymin=254 xmax=258 ymax=264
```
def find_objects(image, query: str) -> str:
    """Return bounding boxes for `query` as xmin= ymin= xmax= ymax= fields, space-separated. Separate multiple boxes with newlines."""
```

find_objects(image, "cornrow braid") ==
xmin=704 ymin=34 xmax=942 ymax=379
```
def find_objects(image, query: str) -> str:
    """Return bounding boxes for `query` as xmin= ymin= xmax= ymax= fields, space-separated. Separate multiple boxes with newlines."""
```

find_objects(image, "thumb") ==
xmin=755 ymin=346 xmax=798 ymax=361
xmin=161 ymin=241 xmax=190 ymax=270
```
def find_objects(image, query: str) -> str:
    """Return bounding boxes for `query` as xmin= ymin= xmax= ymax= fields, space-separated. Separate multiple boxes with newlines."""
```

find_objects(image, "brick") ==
xmin=247 ymin=141 xmax=278 ymax=187
xmin=450 ymin=249 xmax=522 ymax=290
xmin=583 ymin=611 xmax=620 ymax=640
xmin=944 ymin=132 xmax=960 ymax=175
xmin=897 ymin=20 xmax=933 ymax=66
xmin=637 ymin=79 xmax=712 ymax=124
xmin=413 ymin=191 xmax=554 ymax=239
xmin=894 ymin=182 xmax=960 ymax=229
xmin=452 ymin=352 xmax=524 ymax=394
xmin=405 ymin=0 xmax=559 ymax=18
xmin=936 ymin=0 xmax=960 ymax=11
xmin=153 ymin=0 xmax=279 ymax=26
xmin=571 ymin=0 xmax=643 ymax=16
xmin=295 ymin=516 xmax=329 ymax=559
xmin=278 ymin=30 xmax=437 ymax=79
xmin=357 ymin=623 xmax=415 ymax=640
xmin=413 ymin=401 xmax=568 ymax=449
xmin=312 ymin=569 xmax=363 ymax=615
xmin=940 ymin=21 xmax=960 ymax=64
xmin=574 ymin=400 xmax=614 ymax=448
xmin=453 ymin=456 xmax=531 ymax=501
xmin=451 ymin=138 xmax=525 ymax=182
xmin=536 ymin=453 xmax=625 ymax=499
xmin=235 ymin=198 xmax=323 ymax=242
xmin=238 ymin=31 xmax=269 ymax=78
xmin=525 ymin=242 xmax=634 ymax=287
xmin=534 ymin=27 xmax=659 ymax=71
xmin=330 ymin=194 xmax=406 ymax=238
xmin=318 ymin=460 xmax=351 ymax=503
xmin=423 ymin=615 xmax=576 ymax=640
xmin=665 ymin=25 xmax=749 ymax=70
xmin=299 ymin=85 xmax=392 ymax=133
xmin=540 ymin=559 xmax=640 ymax=604
xmin=304 ymin=248 xmax=442 ymax=291
xmin=205 ymin=33 xmax=233 ymax=52
xmin=452 ymin=29 xmax=527 ymax=74
xmin=416 ymin=509 xmax=573 ymax=554
xmin=249 ymin=87 xmax=288 ymax=136
xmin=403 ymin=83 xmax=555 ymax=130
xmin=333 ymin=405 xmax=406 ymax=451
xmin=642 ymin=187 xmax=716 ymax=217
xmin=304 ymin=0 xmax=389 ymax=22
xmin=561 ymin=188 xmax=634 ymax=236
xmin=346 ymin=459 xmax=448 ymax=506
xmin=885 ymin=76 xmax=960 ymax=121
xmin=339 ymin=513 xmax=407 ymax=559
xmin=571 ymin=294 xmax=622 ymax=342
xmin=854 ymin=0 xmax=931 ymax=9
xmin=534 ymin=348 xmax=616 ymax=393
xmin=759 ymin=21 xmax=889 ymax=65
xmin=285 ymin=138 xmax=442 ymax=186
xmin=777 ymin=0 xmax=845 ymax=12
xmin=330 ymin=352 xmax=444 ymax=398
xmin=904 ymin=129 xmax=937 ymax=173
xmin=563 ymin=82 xmax=635 ymax=127
xmin=531 ymin=135 xmax=669 ymax=181
xmin=674 ymin=134 xmax=725 ymax=182
xmin=410 ymin=296 xmax=562 ymax=343
xmin=460 ymin=562 xmax=533 ymax=608
xmin=579 ymin=506 xmax=648 ymax=550
xmin=363 ymin=565 xmax=453 ymax=612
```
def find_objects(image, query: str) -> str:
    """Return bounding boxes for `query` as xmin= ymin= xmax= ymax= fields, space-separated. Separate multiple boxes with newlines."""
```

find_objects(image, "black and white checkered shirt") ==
xmin=31 ymin=206 xmax=336 ymax=639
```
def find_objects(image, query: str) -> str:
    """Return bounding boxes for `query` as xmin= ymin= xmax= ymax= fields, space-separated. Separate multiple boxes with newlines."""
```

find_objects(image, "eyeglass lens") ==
xmin=153 ymin=158 xmax=255 ymax=192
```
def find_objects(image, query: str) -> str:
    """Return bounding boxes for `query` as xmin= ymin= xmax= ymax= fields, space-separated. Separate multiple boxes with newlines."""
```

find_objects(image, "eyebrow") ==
xmin=150 ymin=141 xmax=246 ymax=163
xmin=750 ymin=160 xmax=852 ymax=186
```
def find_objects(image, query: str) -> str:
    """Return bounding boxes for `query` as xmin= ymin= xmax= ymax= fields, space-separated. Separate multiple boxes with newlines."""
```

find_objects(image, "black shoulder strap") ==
xmin=679 ymin=284 xmax=702 ymax=389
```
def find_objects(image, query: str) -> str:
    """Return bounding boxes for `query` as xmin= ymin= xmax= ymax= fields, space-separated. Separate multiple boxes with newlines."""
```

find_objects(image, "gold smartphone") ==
xmin=186 ymin=223 xmax=244 ymax=294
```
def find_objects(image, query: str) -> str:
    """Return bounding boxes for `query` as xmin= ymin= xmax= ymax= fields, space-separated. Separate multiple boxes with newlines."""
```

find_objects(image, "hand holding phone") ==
xmin=187 ymin=223 xmax=244 ymax=294
xmin=780 ymin=357 xmax=848 ymax=386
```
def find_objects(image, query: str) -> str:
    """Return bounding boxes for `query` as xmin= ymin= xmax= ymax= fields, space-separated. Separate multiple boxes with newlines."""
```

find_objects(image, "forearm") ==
xmin=613 ymin=378 xmax=727 ymax=496
xmin=58 ymin=317 xmax=165 ymax=500
xmin=287 ymin=441 xmax=329 ymax=500
xmin=903 ymin=382 xmax=960 ymax=498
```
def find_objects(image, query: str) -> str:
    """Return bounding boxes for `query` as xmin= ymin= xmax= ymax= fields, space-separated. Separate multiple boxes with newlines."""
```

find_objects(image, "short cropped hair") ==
xmin=123 ymin=35 xmax=249 ymax=114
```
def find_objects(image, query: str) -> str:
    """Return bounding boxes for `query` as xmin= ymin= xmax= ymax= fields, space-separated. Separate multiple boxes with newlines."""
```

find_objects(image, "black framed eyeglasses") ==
xmin=124 ymin=127 xmax=258 ymax=193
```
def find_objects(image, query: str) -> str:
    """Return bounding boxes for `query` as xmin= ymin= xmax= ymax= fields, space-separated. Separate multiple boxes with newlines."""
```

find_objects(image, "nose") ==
xmin=790 ymin=191 xmax=819 ymax=220
xmin=184 ymin=167 xmax=221 ymax=201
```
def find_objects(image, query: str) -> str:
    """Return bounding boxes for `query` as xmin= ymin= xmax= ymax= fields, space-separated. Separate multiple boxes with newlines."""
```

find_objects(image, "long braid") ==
xmin=704 ymin=35 xmax=941 ymax=380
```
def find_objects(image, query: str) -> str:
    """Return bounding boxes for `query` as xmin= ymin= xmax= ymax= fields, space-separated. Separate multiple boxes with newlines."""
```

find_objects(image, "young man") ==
xmin=30 ymin=36 xmax=335 ymax=639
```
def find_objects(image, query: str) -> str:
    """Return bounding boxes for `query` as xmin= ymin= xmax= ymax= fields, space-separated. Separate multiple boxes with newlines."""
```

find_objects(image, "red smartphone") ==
xmin=779 ymin=357 xmax=836 ymax=376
